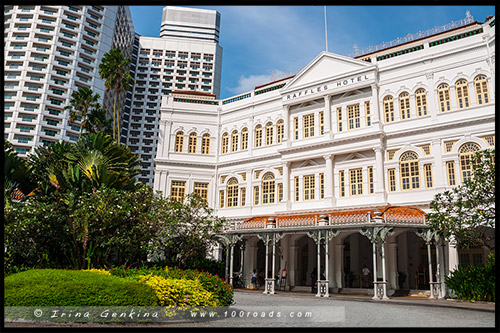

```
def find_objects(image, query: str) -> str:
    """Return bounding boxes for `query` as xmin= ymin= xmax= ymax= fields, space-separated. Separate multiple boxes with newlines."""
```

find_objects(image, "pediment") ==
xmin=282 ymin=52 xmax=373 ymax=93
xmin=345 ymin=152 xmax=367 ymax=161
xmin=298 ymin=159 xmax=320 ymax=168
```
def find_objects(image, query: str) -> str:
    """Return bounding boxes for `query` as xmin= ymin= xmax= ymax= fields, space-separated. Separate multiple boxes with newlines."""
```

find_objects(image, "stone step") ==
xmin=407 ymin=289 xmax=431 ymax=297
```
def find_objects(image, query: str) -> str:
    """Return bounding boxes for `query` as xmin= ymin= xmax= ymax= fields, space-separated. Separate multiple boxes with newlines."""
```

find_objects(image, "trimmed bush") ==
xmin=139 ymin=274 xmax=217 ymax=306
xmin=108 ymin=265 xmax=233 ymax=306
xmin=5 ymin=269 xmax=158 ymax=306
xmin=445 ymin=253 xmax=495 ymax=302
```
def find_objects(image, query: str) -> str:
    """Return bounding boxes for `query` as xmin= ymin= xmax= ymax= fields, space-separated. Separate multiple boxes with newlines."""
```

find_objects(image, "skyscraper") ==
xmin=4 ymin=5 xmax=134 ymax=156
xmin=125 ymin=6 xmax=223 ymax=185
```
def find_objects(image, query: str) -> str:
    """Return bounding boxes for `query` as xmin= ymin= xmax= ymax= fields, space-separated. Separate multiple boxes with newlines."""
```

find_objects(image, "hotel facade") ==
xmin=154 ymin=14 xmax=495 ymax=298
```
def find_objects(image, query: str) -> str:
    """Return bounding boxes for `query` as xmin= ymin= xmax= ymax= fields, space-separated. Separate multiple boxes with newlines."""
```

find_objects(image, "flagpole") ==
xmin=324 ymin=6 xmax=328 ymax=52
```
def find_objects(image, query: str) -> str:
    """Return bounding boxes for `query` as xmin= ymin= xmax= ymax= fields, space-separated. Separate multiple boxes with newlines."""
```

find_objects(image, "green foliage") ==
xmin=149 ymin=193 xmax=225 ymax=267
xmin=4 ymin=194 xmax=74 ymax=270
xmin=4 ymin=269 xmax=158 ymax=306
xmin=65 ymin=87 xmax=101 ymax=135
xmin=139 ymin=274 xmax=217 ymax=306
xmin=71 ymin=186 xmax=157 ymax=268
xmin=183 ymin=257 xmax=226 ymax=278
xmin=428 ymin=149 xmax=495 ymax=250
xmin=108 ymin=266 xmax=233 ymax=306
xmin=98 ymin=48 xmax=134 ymax=142
xmin=4 ymin=139 xmax=35 ymax=205
xmin=445 ymin=254 xmax=495 ymax=302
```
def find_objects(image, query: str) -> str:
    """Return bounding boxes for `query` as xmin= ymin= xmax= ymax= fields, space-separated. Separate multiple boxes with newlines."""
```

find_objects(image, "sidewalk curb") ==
xmin=234 ymin=290 xmax=496 ymax=313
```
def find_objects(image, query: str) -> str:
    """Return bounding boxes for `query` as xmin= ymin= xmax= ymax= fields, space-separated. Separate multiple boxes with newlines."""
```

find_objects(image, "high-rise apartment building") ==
xmin=4 ymin=5 xmax=134 ymax=156
xmin=125 ymin=6 xmax=223 ymax=185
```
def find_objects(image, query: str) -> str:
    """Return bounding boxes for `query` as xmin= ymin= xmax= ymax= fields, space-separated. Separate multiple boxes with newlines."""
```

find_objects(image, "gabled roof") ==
xmin=281 ymin=51 xmax=374 ymax=93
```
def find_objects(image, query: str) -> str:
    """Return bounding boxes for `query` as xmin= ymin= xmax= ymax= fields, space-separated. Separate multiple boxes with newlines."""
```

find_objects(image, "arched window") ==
xmin=226 ymin=177 xmax=239 ymax=208
xmin=201 ymin=133 xmax=210 ymax=155
xmin=188 ymin=132 xmax=197 ymax=154
xmin=400 ymin=151 xmax=420 ymax=191
xmin=455 ymin=79 xmax=470 ymax=109
xmin=415 ymin=88 xmax=428 ymax=117
xmin=437 ymin=83 xmax=451 ymax=112
xmin=276 ymin=119 xmax=284 ymax=143
xmin=474 ymin=75 xmax=489 ymax=105
xmin=262 ymin=172 xmax=275 ymax=204
xmin=221 ymin=132 xmax=229 ymax=154
xmin=255 ymin=125 xmax=262 ymax=147
xmin=399 ymin=92 xmax=411 ymax=120
xmin=241 ymin=127 xmax=248 ymax=150
xmin=458 ymin=142 xmax=481 ymax=182
xmin=175 ymin=131 xmax=184 ymax=153
xmin=231 ymin=130 xmax=238 ymax=152
xmin=265 ymin=122 xmax=273 ymax=145
xmin=383 ymin=95 xmax=394 ymax=123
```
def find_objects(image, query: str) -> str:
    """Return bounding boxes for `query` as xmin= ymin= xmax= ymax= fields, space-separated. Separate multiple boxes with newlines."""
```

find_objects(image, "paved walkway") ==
xmin=236 ymin=289 xmax=496 ymax=313
xmin=4 ymin=289 xmax=495 ymax=328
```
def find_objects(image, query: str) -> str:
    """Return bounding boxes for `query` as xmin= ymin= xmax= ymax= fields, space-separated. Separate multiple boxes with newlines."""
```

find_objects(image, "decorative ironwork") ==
xmin=265 ymin=278 xmax=275 ymax=294
xmin=374 ymin=282 xmax=386 ymax=299
xmin=277 ymin=216 xmax=316 ymax=227
xmin=346 ymin=11 xmax=474 ymax=58
xmin=318 ymin=280 xmax=329 ymax=297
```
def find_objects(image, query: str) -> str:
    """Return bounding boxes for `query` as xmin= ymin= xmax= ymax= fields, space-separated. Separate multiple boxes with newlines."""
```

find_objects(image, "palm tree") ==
xmin=4 ymin=139 xmax=34 ymax=206
xmin=98 ymin=48 xmax=134 ymax=143
xmin=65 ymin=87 xmax=101 ymax=136
xmin=86 ymin=106 xmax=113 ymax=135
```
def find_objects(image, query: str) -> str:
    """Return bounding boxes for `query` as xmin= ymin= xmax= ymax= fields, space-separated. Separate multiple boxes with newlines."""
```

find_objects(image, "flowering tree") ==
xmin=150 ymin=193 xmax=225 ymax=268
xmin=428 ymin=149 xmax=495 ymax=250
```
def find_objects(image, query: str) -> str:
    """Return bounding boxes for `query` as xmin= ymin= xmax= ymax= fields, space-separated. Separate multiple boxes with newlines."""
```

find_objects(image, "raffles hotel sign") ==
xmin=283 ymin=73 xmax=373 ymax=102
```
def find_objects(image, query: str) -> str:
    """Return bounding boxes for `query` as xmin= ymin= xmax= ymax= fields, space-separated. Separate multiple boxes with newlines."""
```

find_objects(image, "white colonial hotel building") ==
xmin=154 ymin=14 xmax=495 ymax=298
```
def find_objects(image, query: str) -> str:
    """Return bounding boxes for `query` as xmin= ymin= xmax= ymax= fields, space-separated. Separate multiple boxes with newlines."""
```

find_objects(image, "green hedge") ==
xmin=446 ymin=253 xmax=495 ymax=302
xmin=108 ymin=266 xmax=233 ymax=306
xmin=4 ymin=269 xmax=158 ymax=306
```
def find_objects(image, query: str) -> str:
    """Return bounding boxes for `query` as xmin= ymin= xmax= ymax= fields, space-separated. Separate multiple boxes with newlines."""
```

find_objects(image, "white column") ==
xmin=284 ymin=105 xmax=290 ymax=147
xmin=245 ymin=169 xmax=252 ymax=207
xmin=160 ymin=171 xmax=169 ymax=197
xmin=427 ymin=242 xmax=435 ymax=299
xmin=325 ymin=232 xmax=330 ymax=296
xmin=370 ymin=83 xmax=381 ymax=125
xmin=282 ymin=161 xmax=290 ymax=204
xmin=323 ymin=155 xmax=333 ymax=203
xmin=381 ymin=241 xmax=389 ymax=299
xmin=248 ymin=115 xmax=254 ymax=154
xmin=374 ymin=147 xmax=385 ymax=194
xmin=263 ymin=237 xmax=269 ymax=294
xmin=425 ymin=73 xmax=438 ymax=120
xmin=315 ymin=233 xmax=321 ymax=297
xmin=372 ymin=242 xmax=378 ymax=299
xmin=435 ymin=242 xmax=443 ymax=299
xmin=324 ymin=95 xmax=332 ymax=138
xmin=229 ymin=243 xmax=234 ymax=285
xmin=271 ymin=235 xmax=276 ymax=294
xmin=153 ymin=169 xmax=161 ymax=193
xmin=431 ymin=139 xmax=445 ymax=190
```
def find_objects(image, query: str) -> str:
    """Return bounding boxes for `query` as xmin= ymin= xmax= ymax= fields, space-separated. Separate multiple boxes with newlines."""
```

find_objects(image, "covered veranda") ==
xmin=216 ymin=206 xmax=446 ymax=300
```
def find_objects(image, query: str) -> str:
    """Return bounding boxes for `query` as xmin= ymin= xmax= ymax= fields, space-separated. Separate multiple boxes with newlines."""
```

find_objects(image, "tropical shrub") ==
xmin=4 ymin=194 xmax=74 ymax=271
xmin=445 ymin=253 xmax=495 ymax=302
xmin=108 ymin=265 xmax=233 ymax=306
xmin=139 ymin=274 xmax=217 ymax=306
xmin=4 ymin=269 xmax=158 ymax=306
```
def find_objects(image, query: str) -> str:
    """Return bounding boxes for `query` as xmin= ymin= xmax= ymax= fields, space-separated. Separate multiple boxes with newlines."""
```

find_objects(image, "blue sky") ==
xmin=130 ymin=5 xmax=495 ymax=99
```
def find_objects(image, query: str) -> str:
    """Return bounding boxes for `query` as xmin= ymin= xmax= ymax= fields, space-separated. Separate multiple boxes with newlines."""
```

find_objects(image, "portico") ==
xmin=217 ymin=206 xmax=445 ymax=300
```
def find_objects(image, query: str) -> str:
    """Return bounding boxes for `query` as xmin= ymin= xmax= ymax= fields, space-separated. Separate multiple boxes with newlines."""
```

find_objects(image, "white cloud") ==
xmin=227 ymin=70 xmax=295 ymax=95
